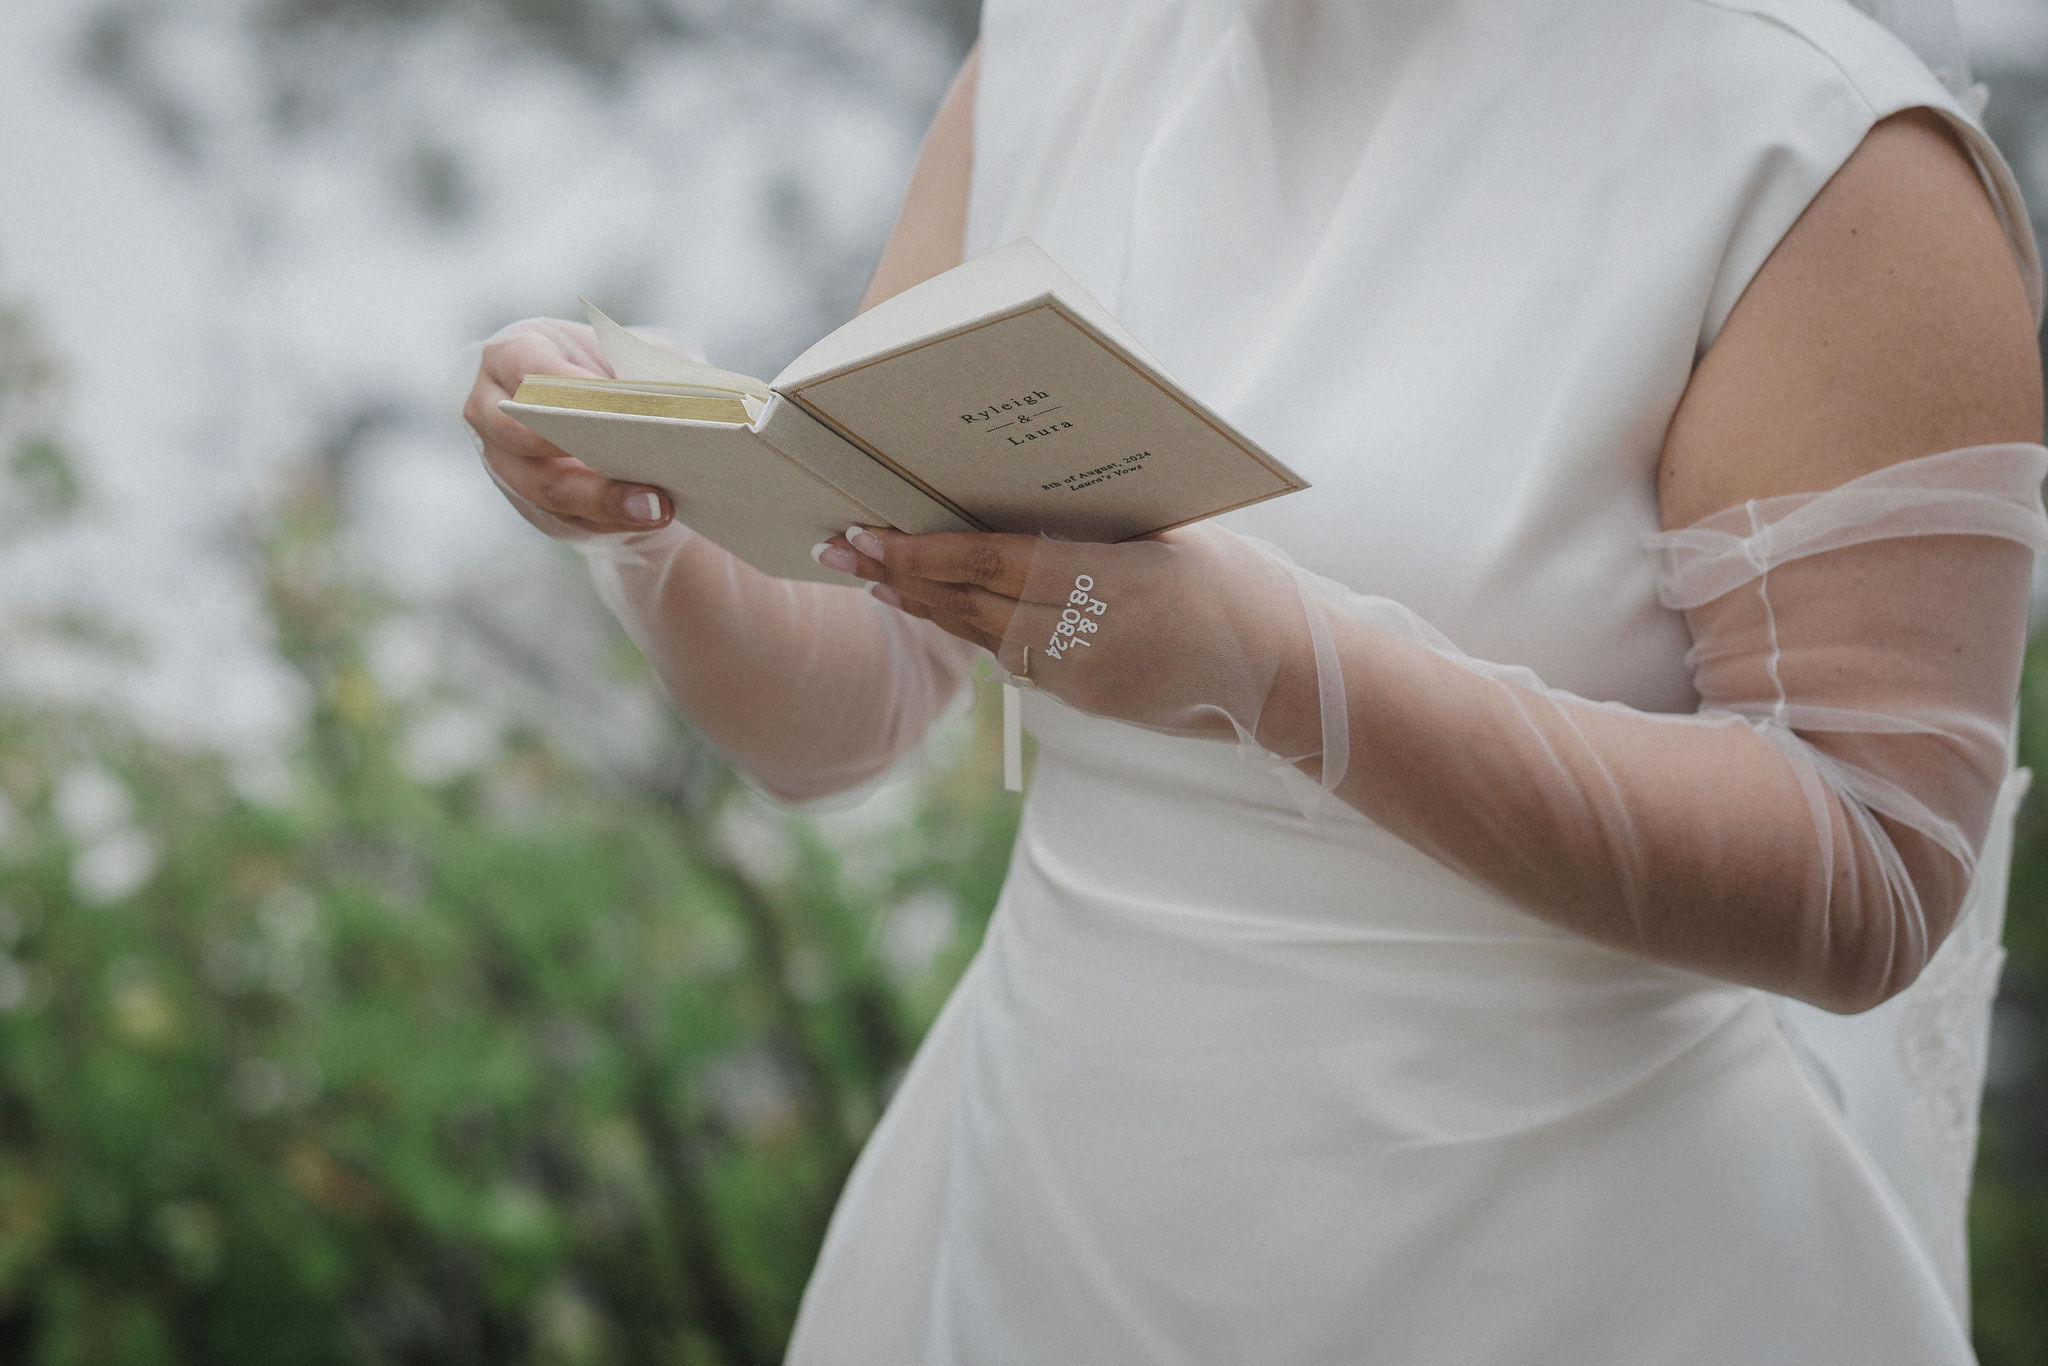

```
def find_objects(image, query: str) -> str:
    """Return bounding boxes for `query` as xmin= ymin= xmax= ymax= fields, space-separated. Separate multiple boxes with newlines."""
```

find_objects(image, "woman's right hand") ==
xmin=463 ymin=317 xmax=675 ymax=538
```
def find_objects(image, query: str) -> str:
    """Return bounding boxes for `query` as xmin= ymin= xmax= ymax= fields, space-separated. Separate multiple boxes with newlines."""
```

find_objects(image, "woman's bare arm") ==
xmin=1315 ymin=107 xmax=2045 ymax=1007
xmin=1312 ymin=107 xmax=2046 ymax=1007
xmin=466 ymin=48 xmax=984 ymax=800
xmin=1649 ymin=108 xmax=2043 ymax=972
xmin=606 ymin=45 xmax=983 ymax=802
xmin=860 ymin=46 xmax=978 ymax=312
xmin=1659 ymin=108 xmax=2041 ymax=523
xmin=603 ymin=47 xmax=985 ymax=800
xmin=837 ymin=104 xmax=2048 ymax=1009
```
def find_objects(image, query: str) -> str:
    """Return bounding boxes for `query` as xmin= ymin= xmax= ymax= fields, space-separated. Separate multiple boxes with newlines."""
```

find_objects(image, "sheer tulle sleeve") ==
xmin=1311 ymin=441 xmax=2048 ymax=1010
xmin=473 ymin=319 xmax=981 ymax=804
xmin=576 ymin=523 xmax=979 ymax=803
xmin=994 ymin=443 xmax=2048 ymax=1011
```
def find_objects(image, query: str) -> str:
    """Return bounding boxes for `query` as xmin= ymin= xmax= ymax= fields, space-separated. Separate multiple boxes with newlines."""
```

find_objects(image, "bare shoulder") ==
xmin=858 ymin=44 xmax=979 ymax=312
xmin=1658 ymin=108 xmax=2042 ymax=529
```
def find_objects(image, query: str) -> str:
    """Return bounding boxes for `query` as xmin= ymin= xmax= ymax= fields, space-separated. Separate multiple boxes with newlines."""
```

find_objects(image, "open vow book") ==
xmin=501 ymin=239 xmax=1308 ymax=584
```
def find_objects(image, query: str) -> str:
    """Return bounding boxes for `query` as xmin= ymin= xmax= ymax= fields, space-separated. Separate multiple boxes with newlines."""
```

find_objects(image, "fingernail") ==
xmin=811 ymin=541 xmax=857 ymax=574
xmin=846 ymin=525 xmax=884 ymax=561
xmin=869 ymin=583 xmax=902 ymax=609
xmin=624 ymin=490 xmax=664 ymax=524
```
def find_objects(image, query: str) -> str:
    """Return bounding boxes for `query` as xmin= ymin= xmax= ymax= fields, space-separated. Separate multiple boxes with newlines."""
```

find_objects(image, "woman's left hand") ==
xmin=815 ymin=522 xmax=1321 ymax=751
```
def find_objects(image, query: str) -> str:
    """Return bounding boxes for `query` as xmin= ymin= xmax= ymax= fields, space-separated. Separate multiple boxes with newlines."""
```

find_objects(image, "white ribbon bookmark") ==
xmin=1003 ymin=681 xmax=1024 ymax=791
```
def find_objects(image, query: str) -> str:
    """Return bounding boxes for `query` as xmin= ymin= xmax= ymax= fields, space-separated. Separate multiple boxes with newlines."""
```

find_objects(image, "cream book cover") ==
xmin=501 ymin=239 xmax=1308 ymax=584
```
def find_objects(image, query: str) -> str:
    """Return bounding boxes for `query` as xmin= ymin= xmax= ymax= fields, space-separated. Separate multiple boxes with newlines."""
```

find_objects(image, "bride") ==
xmin=466 ymin=1 xmax=2045 ymax=1361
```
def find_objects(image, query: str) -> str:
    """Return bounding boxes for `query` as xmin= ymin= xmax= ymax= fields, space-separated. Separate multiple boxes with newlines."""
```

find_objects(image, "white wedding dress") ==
xmin=780 ymin=2 xmax=2042 ymax=1361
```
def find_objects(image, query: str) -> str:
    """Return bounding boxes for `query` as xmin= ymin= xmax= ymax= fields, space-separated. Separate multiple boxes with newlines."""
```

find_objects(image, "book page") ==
xmin=512 ymin=377 xmax=753 ymax=424
xmin=583 ymin=298 xmax=771 ymax=397
xmin=772 ymin=238 xmax=1168 ymax=393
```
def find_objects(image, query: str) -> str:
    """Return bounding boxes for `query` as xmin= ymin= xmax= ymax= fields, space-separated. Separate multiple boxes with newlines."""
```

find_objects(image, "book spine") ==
xmin=756 ymin=395 xmax=976 ymax=535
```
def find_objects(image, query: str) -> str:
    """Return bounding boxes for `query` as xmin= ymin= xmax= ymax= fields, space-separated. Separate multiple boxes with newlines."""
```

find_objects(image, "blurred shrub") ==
xmin=1 ymin=281 xmax=2046 ymax=1363
xmin=1974 ymin=629 xmax=2048 ymax=1366
xmin=0 ymin=305 xmax=1017 ymax=1362
xmin=0 ymin=303 xmax=78 ymax=532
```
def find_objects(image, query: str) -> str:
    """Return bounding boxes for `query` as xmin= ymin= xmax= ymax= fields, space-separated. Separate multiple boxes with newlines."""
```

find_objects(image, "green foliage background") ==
xmin=2 ymin=1 xmax=2047 ymax=1360
xmin=0 ymin=295 xmax=1019 ymax=1362
xmin=5 ymin=289 xmax=2048 ymax=1365
xmin=1969 ymin=634 xmax=2048 ymax=1366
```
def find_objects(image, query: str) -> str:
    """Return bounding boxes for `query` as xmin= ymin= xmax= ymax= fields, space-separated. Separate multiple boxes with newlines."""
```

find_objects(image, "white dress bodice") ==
xmin=970 ymin=0 xmax=2033 ymax=708
xmin=783 ymin=3 xmax=2037 ymax=1361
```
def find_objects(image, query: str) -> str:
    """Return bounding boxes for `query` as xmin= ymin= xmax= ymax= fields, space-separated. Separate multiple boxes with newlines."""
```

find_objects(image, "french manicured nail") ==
xmin=624 ymin=490 xmax=664 ymax=524
xmin=846 ymin=525 xmax=884 ymax=561
xmin=810 ymin=541 xmax=857 ymax=574
xmin=869 ymin=583 xmax=902 ymax=609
